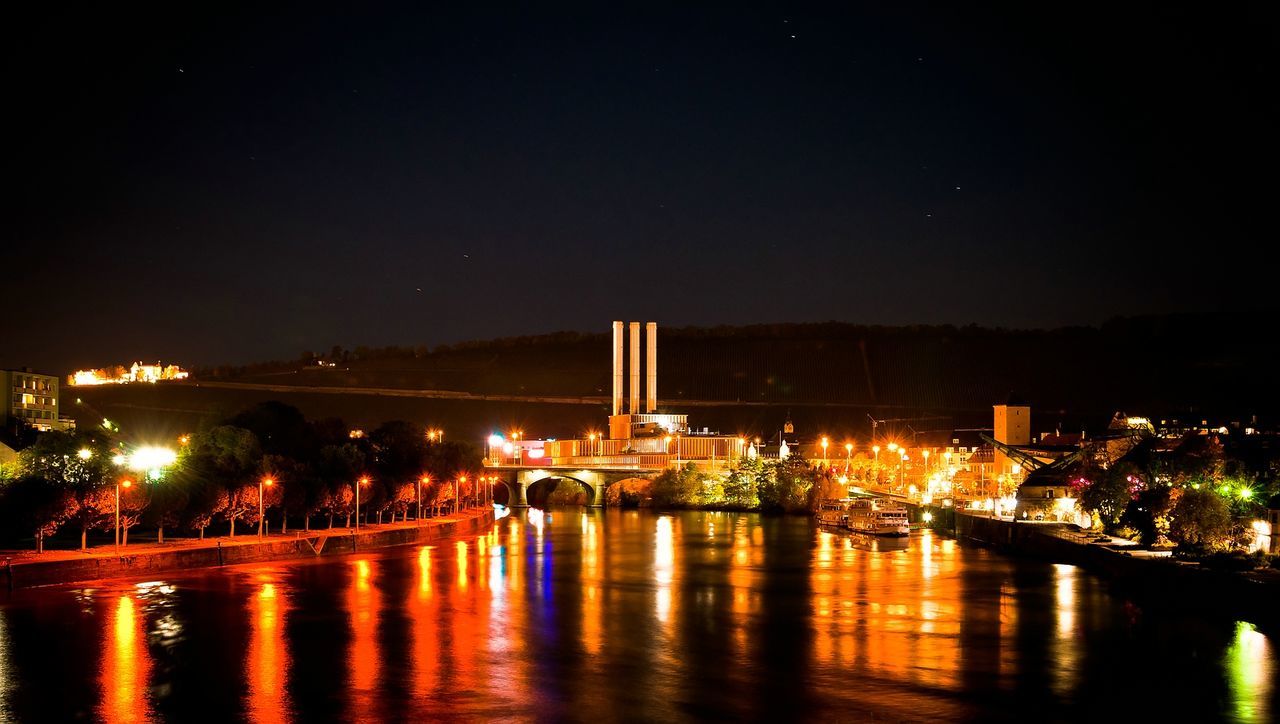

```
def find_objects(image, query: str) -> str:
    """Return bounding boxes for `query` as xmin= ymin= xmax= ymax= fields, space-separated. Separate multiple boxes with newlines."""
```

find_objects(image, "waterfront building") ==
xmin=1 ymin=367 xmax=75 ymax=432
xmin=993 ymin=393 xmax=1030 ymax=480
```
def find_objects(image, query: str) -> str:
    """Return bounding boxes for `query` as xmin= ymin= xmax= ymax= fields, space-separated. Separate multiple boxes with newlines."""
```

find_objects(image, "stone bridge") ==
xmin=484 ymin=464 xmax=665 ymax=507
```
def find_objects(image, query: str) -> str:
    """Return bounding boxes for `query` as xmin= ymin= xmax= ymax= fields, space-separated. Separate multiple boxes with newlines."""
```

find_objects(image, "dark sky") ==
xmin=8 ymin=2 xmax=1275 ymax=372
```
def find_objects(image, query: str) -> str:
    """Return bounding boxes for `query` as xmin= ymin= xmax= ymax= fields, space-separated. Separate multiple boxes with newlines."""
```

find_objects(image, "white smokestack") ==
xmin=646 ymin=322 xmax=657 ymax=413
xmin=629 ymin=322 xmax=641 ymax=414
xmin=612 ymin=321 xmax=624 ymax=417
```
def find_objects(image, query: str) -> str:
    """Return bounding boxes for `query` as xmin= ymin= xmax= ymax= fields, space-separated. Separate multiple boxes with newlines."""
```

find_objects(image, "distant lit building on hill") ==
xmin=1 ymin=368 xmax=74 ymax=432
xmin=69 ymin=361 xmax=189 ymax=386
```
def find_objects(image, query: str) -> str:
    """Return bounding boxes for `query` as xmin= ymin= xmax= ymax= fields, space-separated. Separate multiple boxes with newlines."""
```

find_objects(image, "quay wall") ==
xmin=3 ymin=510 xmax=493 ymax=590
xmin=951 ymin=512 xmax=1280 ymax=628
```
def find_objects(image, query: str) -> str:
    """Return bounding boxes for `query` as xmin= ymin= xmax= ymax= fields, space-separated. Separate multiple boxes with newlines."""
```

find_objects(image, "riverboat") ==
xmin=845 ymin=499 xmax=910 ymax=536
xmin=815 ymin=498 xmax=851 ymax=527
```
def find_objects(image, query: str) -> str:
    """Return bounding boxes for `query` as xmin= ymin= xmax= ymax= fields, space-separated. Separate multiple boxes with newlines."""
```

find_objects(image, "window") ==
xmin=1044 ymin=489 xmax=1056 ymax=499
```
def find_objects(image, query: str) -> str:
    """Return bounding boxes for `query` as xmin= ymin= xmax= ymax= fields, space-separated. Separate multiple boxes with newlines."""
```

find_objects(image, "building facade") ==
xmin=1 ymin=368 xmax=73 ymax=432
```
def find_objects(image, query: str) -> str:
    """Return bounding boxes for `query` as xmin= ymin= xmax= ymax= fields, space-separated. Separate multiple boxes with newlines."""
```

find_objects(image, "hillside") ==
xmin=201 ymin=314 xmax=1278 ymax=419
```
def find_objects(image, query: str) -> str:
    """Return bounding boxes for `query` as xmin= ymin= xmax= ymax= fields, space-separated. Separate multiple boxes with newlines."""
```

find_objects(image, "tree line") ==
xmin=0 ymin=402 xmax=482 ymax=552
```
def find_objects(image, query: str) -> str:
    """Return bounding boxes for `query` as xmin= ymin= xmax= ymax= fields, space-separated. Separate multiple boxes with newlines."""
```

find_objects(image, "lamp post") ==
xmin=820 ymin=436 xmax=829 ymax=467
xmin=115 ymin=477 xmax=133 ymax=555
xmin=258 ymin=476 xmax=275 ymax=538
xmin=899 ymin=453 xmax=907 ymax=493
xmin=418 ymin=475 xmax=429 ymax=521
xmin=355 ymin=475 xmax=370 ymax=529
xmin=588 ymin=433 xmax=597 ymax=458
xmin=456 ymin=476 xmax=467 ymax=513
xmin=922 ymin=449 xmax=930 ymax=479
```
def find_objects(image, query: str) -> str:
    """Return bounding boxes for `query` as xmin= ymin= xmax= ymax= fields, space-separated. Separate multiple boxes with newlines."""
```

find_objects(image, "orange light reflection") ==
xmin=247 ymin=580 xmax=292 ymax=723
xmin=98 ymin=595 xmax=153 ymax=723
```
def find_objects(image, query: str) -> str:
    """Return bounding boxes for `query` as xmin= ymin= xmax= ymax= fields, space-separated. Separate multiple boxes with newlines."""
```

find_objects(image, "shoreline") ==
xmin=940 ymin=510 xmax=1280 ymax=631
xmin=1 ymin=508 xmax=494 ymax=590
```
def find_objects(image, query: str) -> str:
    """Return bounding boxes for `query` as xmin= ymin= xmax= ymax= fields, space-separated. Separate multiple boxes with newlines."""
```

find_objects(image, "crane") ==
xmin=867 ymin=414 xmax=949 ymax=445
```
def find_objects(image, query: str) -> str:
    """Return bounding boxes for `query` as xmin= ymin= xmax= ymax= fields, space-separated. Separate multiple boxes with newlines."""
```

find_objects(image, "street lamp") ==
xmin=258 ymin=477 xmax=275 ymax=537
xmin=922 ymin=449 xmax=930 ymax=477
xmin=115 ymin=477 xmax=133 ymax=555
xmin=418 ymin=475 xmax=430 ymax=521
xmin=588 ymin=433 xmax=597 ymax=457
xmin=820 ymin=436 xmax=829 ymax=466
xmin=355 ymin=475 xmax=370 ymax=529
xmin=456 ymin=476 xmax=468 ymax=513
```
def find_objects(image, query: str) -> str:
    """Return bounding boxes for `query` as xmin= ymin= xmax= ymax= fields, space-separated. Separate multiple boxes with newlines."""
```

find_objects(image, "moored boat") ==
xmin=815 ymin=498 xmax=850 ymax=527
xmin=844 ymin=498 xmax=910 ymax=536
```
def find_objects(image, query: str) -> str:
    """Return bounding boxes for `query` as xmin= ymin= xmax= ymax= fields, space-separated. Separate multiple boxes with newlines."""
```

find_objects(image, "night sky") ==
xmin=8 ymin=3 xmax=1275 ymax=372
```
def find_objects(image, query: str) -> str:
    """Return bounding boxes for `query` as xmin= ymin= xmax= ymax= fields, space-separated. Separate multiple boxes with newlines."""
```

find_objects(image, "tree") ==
xmin=261 ymin=454 xmax=309 ymax=532
xmin=651 ymin=464 xmax=705 ymax=507
xmin=228 ymin=402 xmax=318 ymax=460
xmin=180 ymin=426 xmax=262 ymax=537
xmin=1079 ymin=470 xmax=1134 ymax=530
xmin=1121 ymin=486 xmax=1178 ymax=546
xmin=722 ymin=460 xmax=760 ymax=509
xmin=117 ymin=483 xmax=152 ymax=546
xmin=221 ymin=484 xmax=260 ymax=537
xmin=146 ymin=479 xmax=189 ymax=544
xmin=759 ymin=455 xmax=816 ymax=513
xmin=317 ymin=444 xmax=366 ymax=526
xmin=1169 ymin=488 xmax=1233 ymax=553
xmin=2 ymin=475 xmax=77 ymax=553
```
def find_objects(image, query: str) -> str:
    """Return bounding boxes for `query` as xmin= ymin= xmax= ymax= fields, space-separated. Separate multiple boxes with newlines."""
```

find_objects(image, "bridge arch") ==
xmin=525 ymin=474 xmax=597 ymax=507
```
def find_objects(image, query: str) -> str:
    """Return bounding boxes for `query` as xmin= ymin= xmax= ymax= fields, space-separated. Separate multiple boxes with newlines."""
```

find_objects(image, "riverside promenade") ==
xmin=1 ymin=508 xmax=495 ymax=590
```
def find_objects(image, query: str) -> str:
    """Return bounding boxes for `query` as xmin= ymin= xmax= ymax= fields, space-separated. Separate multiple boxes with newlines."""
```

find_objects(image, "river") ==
xmin=0 ymin=509 xmax=1274 ymax=722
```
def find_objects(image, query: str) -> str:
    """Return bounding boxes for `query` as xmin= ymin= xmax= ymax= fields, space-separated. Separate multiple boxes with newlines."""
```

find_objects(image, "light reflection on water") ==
xmin=0 ymin=509 xmax=1274 ymax=722
xmin=0 ymin=609 xmax=10 ymax=721
xmin=99 ymin=594 xmax=152 ymax=723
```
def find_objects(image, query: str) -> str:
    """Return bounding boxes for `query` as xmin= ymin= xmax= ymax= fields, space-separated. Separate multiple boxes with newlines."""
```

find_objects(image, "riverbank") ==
xmin=946 ymin=511 xmax=1280 ymax=629
xmin=1 ymin=508 xmax=494 ymax=590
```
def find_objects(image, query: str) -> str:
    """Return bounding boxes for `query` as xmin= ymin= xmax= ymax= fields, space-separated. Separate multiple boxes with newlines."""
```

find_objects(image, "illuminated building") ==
xmin=69 ymin=361 xmax=189 ymax=386
xmin=992 ymin=393 xmax=1030 ymax=479
xmin=1 ymin=367 xmax=74 ymax=431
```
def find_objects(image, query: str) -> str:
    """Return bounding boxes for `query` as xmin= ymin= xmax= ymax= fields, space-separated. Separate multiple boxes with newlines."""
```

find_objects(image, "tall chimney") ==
xmin=629 ymin=322 xmax=641 ymax=414
xmin=645 ymin=322 xmax=657 ymax=413
xmin=611 ymin=321 xmax=624 ymax=417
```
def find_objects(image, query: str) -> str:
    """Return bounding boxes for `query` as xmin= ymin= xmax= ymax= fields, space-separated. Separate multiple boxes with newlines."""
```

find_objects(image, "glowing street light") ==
xmin=418 ymin=475 xmax=430 ymax=521
xmin=115 ymin=477 xmax=133 ymax=555
xmin=820 ymin=436 xmax=829 ymax=466
xmin=456 ymin=476 xmax=468 ymax=514
xmin=355 ymin=475 xmax=371 ymax=530
xmin=258 ymin=477 xmax=275 ymax=537
xmin=588 ymin=432 xmax=598 ymax=457
xmin=78 ymin=448 xmax=93 ymax=460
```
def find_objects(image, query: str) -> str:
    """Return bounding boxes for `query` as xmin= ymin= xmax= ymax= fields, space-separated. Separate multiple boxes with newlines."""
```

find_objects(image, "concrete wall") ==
xmin=954 ymin=512 xmax=1280 ymax=626
xmin=3 ymin=510 xmax=493 ymax=590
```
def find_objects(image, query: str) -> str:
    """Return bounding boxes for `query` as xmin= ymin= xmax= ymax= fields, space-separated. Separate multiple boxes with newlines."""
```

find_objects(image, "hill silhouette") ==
xmin=204 ymin=313 xmax=1278 ymax=420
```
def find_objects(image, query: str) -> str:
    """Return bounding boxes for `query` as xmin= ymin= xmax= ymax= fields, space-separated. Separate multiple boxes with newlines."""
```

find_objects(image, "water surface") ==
xmin=0 ymin=510 xmax=1274 ymax=722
